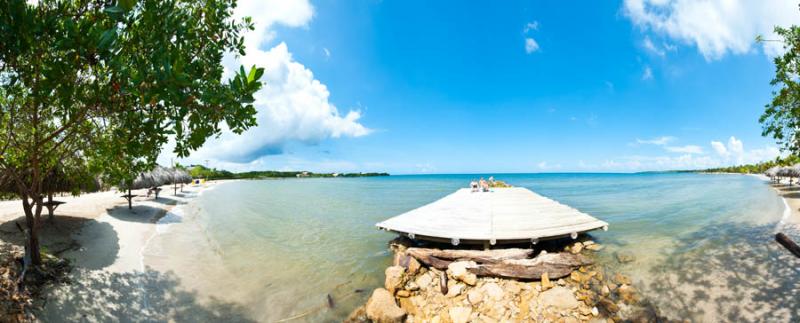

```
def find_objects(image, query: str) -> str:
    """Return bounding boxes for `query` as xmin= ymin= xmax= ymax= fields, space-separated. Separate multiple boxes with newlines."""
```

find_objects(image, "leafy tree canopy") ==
xmin=0 ymin=0 xmax=263 ymax=265
xmin=760 ymin=19 xmax=800 ymax=154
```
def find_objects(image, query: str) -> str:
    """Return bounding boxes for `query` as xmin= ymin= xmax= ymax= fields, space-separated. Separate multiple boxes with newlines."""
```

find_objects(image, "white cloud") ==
xmin=595 ymin=136 xmax=780 ymax=171
xmin=323 ymin=47 xmax=331 ymax=59
xmin=524 ymin=21 xmax=539 ymax=33
xmin=525 ymin=38 xmax=540 ymax=53
xmin=665 ymin=145 xmax=703 ymax=154
xmin=641 ymin=66 xmax=653 ymax=80
xmin=636 ymin=136 xmax=675 ymax=145
xmin=161 ymin=0 xmax=370 ymax=167
xmin=642 ymin=36 xmax=665 ymax=56
xmin=709 ymin=136 xmax=775 ymax=165
xmin=711 ymin=140 xmax=728 ymax=157
xmin=623 ymin=0 xmax=800 ymax=60
xmin=205 ymin=43 xmax=370 ymax=163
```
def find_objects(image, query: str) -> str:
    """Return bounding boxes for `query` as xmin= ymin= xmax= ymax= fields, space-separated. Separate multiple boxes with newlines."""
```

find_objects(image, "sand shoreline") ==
xmin=0 ymin=180 xmax=232 ymax=320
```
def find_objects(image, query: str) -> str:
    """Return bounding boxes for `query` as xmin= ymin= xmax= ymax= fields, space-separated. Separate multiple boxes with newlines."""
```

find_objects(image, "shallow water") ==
xmin=143 ymin=173 xmax=800 ymax=322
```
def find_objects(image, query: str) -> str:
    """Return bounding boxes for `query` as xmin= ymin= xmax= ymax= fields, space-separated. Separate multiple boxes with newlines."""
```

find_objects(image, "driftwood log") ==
xmin=406 ymin=247 xmax=533 ymax=269
xmin=406 ymin=247 xmax=592 ymax=280
xmin=776 ymin=232 xmax=800 ymax=258
xmin=468 ymin=253 xmax=593 ymax=279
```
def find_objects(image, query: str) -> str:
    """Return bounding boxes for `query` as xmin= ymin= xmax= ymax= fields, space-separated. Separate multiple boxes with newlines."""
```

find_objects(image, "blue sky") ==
xmin=162 ymin=0 xmax=800 ymax=174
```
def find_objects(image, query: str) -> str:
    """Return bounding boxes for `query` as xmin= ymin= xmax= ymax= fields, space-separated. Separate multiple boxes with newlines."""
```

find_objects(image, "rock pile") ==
xmin=347 ymin=238 xmax=674 ymax=323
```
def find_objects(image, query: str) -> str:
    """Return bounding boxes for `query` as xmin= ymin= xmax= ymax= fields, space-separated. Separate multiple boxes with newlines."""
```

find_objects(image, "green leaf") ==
xmin=104 ymin=6 xmax=125 ymax=20
xmin=98 ymin=28 xmax=117 ymax=50
xmin=119 ymin=0 xmax=137 ymax=11
xmin=247 ymin=65 xmax=257 ymax=83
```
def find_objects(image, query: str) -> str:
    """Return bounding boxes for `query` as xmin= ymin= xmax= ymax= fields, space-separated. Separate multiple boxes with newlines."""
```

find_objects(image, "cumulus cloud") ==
xmin=710 ymin=136 xmax=775 ymax=165
xmin=200 ymin=43 xmax=371 ymax=163
xmin=623 ymin=0 xmax=800 ymax=60
xmin=525 ymin=38 xmax=540 ymax=53
xmin=602 ymin=136 xmax=780 ymax=171
xmin=162 ymin=0 xmax=370 ymax=167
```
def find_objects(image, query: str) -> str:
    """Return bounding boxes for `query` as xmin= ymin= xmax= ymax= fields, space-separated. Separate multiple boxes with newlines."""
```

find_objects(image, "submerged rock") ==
xmin=366 ymin=288 xmax=407 ymax=323
xmin=615 ymin=251 xmax=635 ymax=264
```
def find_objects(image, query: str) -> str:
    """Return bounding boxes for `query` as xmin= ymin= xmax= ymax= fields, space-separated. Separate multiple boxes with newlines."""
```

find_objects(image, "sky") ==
xmin=159 ymin=0 xmax=800 ymax=174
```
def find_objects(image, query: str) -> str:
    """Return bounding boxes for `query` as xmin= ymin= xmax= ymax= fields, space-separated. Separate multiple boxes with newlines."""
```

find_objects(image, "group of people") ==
xmin=470 ymin=176 xmax=495 ymax=192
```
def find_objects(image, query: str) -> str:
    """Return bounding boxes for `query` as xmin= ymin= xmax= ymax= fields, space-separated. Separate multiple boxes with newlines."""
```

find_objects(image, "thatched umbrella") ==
xmin=0 ymin=167 xmax=100 ymax=220
xmin=119 ymin=165 xmax=178 ymax=208
xmin=167 ymin=168 xmax=192 ymax=194
xmin=778 ymin=166 xmax=800 ymax=185
xmin=765 ymin=166 xmax=781 ymax=182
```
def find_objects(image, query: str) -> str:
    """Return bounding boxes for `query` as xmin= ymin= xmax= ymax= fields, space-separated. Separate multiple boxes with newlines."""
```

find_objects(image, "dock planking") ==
xmin=376 ymin=187 xmax=609 ymax=245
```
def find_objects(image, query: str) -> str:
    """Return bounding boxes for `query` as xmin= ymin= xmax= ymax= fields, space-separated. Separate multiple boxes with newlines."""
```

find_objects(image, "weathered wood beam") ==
xmin=776 ymin=232 xmax=800 ymax=258
xmin=406 ymin=247 xmax=533 ymax=264
xmin=468 ymin=253 xmax=593 ymax=280
xmin=406 ymin=247 xmax=592 ymax=280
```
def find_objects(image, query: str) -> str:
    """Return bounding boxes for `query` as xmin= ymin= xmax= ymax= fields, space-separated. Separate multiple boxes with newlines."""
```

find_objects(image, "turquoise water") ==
xmin=144 ymin=173 xmax=800 ymax=322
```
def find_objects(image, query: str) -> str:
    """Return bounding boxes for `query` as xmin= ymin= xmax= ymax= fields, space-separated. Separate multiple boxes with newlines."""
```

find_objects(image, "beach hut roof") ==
xmin=121 ymin=165 xmax=192 ymax=189
xmin=765 ymin=166 xmax=781 ymax=177
xmin=0 ymin=166 xmax=100 ymax=194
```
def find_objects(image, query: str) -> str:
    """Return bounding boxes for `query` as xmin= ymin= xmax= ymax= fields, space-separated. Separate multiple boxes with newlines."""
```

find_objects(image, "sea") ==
xmin=140 ymin=173 xmax=800 ymax=322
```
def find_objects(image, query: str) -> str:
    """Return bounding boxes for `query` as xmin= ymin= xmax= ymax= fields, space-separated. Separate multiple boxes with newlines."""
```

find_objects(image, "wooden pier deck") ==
xmin=376 ymin=187 xmax=609 ymax=245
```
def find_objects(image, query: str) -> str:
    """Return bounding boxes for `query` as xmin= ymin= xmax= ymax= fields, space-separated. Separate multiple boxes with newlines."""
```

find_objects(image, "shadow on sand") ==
xmin=0 ymin=216 xmax=118 ymax=265
xmin=645 ymin=221 xmax=800 ymax=321
xmin=36 ymin=268 xmax=256 ymax=322
xmin=105 ymin=204 xmax=175 ymax=224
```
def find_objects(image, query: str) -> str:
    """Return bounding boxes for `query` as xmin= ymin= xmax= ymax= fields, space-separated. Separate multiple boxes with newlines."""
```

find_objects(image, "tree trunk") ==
xmin=128 ymin=188 xmax=132 ymax=209
xmin=47 ymin=192 xmax=54 ymax=221
xmin=21 ymin=195 xmax=43 ymax=266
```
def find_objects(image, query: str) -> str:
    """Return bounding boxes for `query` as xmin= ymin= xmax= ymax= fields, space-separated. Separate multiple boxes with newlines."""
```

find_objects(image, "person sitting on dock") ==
xmin=470 ymin=180 xmax=479 ymax=192
xmin=479 ymin=178 xmax=489 ymax=192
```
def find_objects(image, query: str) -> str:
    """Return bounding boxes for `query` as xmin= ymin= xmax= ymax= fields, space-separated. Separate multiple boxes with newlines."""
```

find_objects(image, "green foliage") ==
xmin=760 ymin=16 xmax=800 ymax=154
xmin=0 ymin=0 xmax=263 ymax=265
xmin=0 ymin=0 xmax=263 ymax=193
xmin=185 ymin=165 xmax=389 ymax=179
xmin=701 ymin=155 xmax=800 ymax=174
xmin=187 ymin=165 xmax=234 ymax=180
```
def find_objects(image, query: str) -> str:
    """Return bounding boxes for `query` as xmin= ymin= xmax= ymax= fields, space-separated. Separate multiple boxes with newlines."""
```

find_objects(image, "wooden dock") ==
xmin=376 ymin=187 xmax=609 ymax=245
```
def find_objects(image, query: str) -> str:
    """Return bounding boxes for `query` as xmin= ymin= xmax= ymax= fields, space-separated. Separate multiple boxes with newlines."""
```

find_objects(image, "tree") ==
xmin=0 ymin=0 xmax=263 ymax=267
xmin=760 ymin=17 xmax=800 ymax=154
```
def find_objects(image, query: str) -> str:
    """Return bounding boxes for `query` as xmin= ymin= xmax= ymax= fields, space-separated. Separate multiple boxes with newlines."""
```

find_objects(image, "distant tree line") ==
xmin=180 ymin=164 xmax=389 ymax=180
xmin=698 ymin=155 xmax=800 ymax=174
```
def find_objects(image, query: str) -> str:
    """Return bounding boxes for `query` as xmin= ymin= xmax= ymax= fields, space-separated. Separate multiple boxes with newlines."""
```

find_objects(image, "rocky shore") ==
xmin=347 ymin=237 xmax=675 ymax=323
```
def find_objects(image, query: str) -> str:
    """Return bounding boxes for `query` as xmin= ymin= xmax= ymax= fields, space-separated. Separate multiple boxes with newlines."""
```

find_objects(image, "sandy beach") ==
xmin=0 ymin=181 xmax=231 ymax=321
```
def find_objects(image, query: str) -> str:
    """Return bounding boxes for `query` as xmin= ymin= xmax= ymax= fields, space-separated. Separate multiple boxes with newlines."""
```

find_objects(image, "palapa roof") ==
xmin=376 ymin=187 xmax=609 ymax=245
